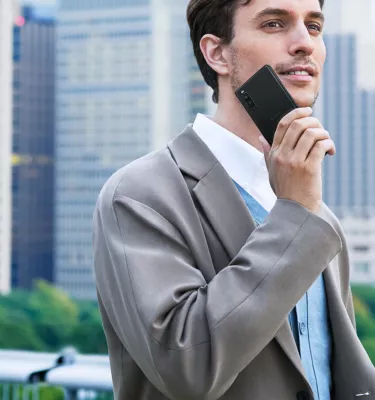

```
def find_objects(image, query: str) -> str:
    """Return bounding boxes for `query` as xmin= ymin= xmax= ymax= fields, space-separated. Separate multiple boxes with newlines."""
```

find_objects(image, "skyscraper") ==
xmin=0 ymin=0 xmax=19 ymax=295
xmin=55 ymin=0 xmax=207 ymax=299
xmin=319 ymin=0 xmax=375 ymax=283
xmin=321 ymin=0 xmax=375 ymax=218
xmin=12 ymin=5 xmax=55 ymax=290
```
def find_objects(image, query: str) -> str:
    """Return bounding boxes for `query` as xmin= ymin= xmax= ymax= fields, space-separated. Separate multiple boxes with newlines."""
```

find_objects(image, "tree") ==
xmin=27 ymin=281 xmax=79 ymax=350
xmin=0 ymin=280 xmax=107 ymax=353
xmin=0 ymin=317 xmax=45 ymax=351
xmin=352 ymin=285 xmax=375 ymax=316
xmin=69 ymin=300 xmax=107 ymax=353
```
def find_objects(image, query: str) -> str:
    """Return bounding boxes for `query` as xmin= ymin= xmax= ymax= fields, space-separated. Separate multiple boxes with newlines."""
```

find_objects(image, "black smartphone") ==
xmin=235 ymin=65 xmax=297 ymax=146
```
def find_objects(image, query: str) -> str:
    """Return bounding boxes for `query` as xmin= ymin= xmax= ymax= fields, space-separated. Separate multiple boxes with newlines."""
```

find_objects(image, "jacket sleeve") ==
xmin=93 ymin=191 xmax=342 ymax=400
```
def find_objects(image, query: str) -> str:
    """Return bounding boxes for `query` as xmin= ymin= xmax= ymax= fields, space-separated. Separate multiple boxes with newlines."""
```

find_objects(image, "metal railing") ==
xmin=0 ymin=348 xmax=113 ymax=400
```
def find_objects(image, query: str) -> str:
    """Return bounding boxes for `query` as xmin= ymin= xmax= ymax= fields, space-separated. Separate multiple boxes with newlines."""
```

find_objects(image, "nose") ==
xmin=288 ymin=22 xmax=314 ymax=57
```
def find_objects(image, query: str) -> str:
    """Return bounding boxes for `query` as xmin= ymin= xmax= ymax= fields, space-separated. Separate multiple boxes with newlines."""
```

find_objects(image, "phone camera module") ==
xmin=242 ymin=92 xmax=256 ymax=110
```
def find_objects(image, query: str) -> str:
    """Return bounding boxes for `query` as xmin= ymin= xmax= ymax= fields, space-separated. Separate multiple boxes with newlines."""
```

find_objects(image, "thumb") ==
xmin=259 ymin=135 xmax=271 ymax=156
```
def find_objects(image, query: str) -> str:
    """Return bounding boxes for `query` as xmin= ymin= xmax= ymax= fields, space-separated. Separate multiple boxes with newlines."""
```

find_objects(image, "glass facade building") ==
xmin=55 ymin=0 xmax=206 ymax=299
xmin=322 ymin=34 xmax=375 ymax=218
xmin=12 ymin=6 xmax=55 ymax=289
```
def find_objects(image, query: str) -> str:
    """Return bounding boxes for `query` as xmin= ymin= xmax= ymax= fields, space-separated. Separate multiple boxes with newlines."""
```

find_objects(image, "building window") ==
xmin=355 ymin=262 xmax=370 ymax=274
xmin=354 ymin=245 xmax=370 ymax=253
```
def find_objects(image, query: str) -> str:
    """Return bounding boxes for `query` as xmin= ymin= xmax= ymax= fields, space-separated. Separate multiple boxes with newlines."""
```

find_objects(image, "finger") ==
xmin=259 ymin=135 xmax=271 ymax=155
xmin=307 ymin=139 xmax=336 ymax=165
xmin=280 ymin=117 xmax=323 ymax=155
xmin=293 ymin=128 xmax=331 ymax=161
xmin=259 ymin=135 xmax=271 ymax=168
xmin=272 ymin=107 xmax=313 ymax=149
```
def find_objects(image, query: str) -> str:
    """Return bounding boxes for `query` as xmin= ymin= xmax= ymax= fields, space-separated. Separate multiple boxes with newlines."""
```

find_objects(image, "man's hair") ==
xmin=187 ymin=0 xmax=325 ymax=103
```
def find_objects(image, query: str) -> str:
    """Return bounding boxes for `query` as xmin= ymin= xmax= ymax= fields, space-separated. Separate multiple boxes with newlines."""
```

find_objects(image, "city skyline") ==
xmin=2 ymin=0 xmax=375 ymax=297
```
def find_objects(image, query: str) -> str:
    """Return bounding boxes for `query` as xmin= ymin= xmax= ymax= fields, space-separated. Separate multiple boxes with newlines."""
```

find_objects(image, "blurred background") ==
xmin=0 ymin=0 xmax=375 ymax=398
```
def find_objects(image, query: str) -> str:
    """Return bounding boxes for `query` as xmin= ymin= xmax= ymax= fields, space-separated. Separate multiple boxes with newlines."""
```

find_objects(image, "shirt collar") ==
xmin=192 ymin=113 xmax=266 ymax=191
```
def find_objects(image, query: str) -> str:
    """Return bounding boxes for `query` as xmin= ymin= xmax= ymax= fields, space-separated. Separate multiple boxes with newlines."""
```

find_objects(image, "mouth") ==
xmin=279 ymin=66 xmax=316 ymax=82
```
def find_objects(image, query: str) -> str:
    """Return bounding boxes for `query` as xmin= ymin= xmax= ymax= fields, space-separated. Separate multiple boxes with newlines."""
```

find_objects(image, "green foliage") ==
xmin=352 ymin=285 xmax=375 ymax=316
xmin=0 ymin=384 xmax=65 ymax=400
xmin=1 ymin=280 xmax=375 ymax=366
xmin=0 ymin=280 xmax=107 ymax=354
xmin=352 ymin=285 xmax=375 ymax=364
xmin=38 ymin=385 xmax=65 ymax=400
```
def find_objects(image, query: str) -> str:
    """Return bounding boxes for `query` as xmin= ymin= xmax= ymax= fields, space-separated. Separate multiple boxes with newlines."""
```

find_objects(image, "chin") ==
xmin=288 ymin=87 xmax=319 ymax=109
xmin=291 ymin=94 xmax=317 ymax=108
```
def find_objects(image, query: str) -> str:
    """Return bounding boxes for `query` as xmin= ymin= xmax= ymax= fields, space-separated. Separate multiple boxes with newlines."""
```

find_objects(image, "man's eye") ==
xmin=308 ymin=23 xmax=322 ymax=32
xmin=263 ymin=21 xmax=283 ymax=29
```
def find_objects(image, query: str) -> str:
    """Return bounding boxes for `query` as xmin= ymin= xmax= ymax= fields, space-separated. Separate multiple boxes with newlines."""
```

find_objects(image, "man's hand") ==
xmin=259 ymin=107 xmax=335 ymax=214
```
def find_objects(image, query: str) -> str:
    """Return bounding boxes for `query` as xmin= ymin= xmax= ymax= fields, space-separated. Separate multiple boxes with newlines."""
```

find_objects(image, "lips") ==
xmin=280 ymin=65 xmax=316 ymax=76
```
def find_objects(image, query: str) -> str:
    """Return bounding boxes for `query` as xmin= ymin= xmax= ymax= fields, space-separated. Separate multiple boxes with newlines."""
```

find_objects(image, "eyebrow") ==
xmin=252 ymin=8 xmax=325 ymax=24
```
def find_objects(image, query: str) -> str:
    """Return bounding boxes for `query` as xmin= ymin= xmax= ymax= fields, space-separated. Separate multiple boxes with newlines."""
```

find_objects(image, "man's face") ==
xmin=228 ymin=0 xmax=326 ymax=108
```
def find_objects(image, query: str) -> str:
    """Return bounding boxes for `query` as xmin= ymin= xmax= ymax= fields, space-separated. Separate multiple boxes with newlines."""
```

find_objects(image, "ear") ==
xmin=199 ymin=34 xmax=231 ymax=77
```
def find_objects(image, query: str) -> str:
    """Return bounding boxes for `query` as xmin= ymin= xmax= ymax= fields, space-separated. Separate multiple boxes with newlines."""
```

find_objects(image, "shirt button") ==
xmin=299 ymin=322 xmax=306 ymax=335
xmin=296 ymin=391 xmax=310 ymax=400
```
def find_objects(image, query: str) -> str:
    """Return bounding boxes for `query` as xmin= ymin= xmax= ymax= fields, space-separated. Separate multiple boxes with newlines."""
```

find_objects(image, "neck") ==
xmin=212 ymin=90 xmax=264 ymax=153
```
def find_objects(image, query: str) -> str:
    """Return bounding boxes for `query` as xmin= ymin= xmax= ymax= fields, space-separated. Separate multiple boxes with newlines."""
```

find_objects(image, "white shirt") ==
xmin=193 ymin=113 xmax=277 ymax=212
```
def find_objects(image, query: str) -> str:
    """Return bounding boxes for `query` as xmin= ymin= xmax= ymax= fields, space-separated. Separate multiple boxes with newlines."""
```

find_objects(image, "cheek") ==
xmin=316 ymin=39 xmax=327 ymax=68
xmin=237 ymin=35 xmax=273 ymax=61
xmin=234 ymin=41 xmax=274 ymax=75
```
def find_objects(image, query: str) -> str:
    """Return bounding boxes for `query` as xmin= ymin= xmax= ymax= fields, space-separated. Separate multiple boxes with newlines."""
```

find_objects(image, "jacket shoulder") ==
xmin=96 ymin=146 xmax=189 ymax=213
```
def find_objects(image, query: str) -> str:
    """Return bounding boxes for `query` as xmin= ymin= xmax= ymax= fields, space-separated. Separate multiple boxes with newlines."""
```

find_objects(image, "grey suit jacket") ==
xmin=93 ymin=125 xmax=375 ymax=400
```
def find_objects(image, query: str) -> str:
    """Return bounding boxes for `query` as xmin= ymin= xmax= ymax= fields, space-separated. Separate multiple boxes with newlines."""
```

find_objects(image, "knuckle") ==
xmin=290 ymin=159 xmax=301 ymax=170
xmin=286 ymin=154 xmax=301 ymax=170
xmin=305 ymin=128 xmax=316 ymax=139
xmin=273 ymin=153 xmax=284 ymax=166
xmin=320 ymin=129 xmax=330 ymax=139
xmin=311 ymin=117 xmax=322 ymax=127
xmin=278 ymin=119 xmax=288 ymax=129
xmin=290 ymin=120 xmax=303 ymax=131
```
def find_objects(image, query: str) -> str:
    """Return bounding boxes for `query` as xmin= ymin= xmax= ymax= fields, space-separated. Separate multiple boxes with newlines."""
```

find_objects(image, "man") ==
xmin=93 ymin=0 xmax=375 ymax=399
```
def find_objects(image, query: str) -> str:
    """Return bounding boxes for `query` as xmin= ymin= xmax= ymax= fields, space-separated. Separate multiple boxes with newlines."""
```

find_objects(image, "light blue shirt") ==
xmin=234 ymin=180 xmax=332 ymax=400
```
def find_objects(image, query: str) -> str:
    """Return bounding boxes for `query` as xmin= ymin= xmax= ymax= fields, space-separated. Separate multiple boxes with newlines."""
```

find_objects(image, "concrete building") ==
xmin=0 ymin=0 xmax=19 ymax=294
xmin=340 ymin=218 xmax=375 ymax=284
xmin=11 ymin=5 xmax=55 ymax=290
xmin=55 ymin=0 xmax=207 ymax=299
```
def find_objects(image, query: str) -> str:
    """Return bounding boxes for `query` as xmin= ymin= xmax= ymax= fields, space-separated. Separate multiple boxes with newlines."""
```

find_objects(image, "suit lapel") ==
xmin=193 ymin=163 xmax=257 ymax=260
xmin=168 ymin=125 xmax=309 ymax=384
xmin=168 ymin=125 xmax=256 ymax=259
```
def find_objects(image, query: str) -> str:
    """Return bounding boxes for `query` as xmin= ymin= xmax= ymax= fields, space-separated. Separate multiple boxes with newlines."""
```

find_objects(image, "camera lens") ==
xmin=243 ymin=92 xmax=255 ymax=109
